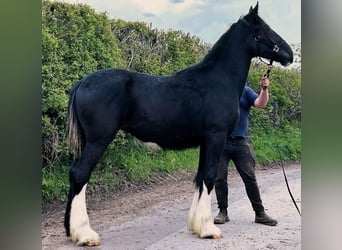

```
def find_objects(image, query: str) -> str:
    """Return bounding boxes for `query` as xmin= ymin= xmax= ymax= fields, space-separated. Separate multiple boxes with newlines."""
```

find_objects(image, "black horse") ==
xmin=64 ymin=3 xmax=293 ymax=246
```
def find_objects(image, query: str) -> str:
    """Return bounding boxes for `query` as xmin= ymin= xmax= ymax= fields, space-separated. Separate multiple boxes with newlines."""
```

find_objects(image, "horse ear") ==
xmin=249 ymin=1 xmax=259 ymax=15
xmin=254 ymin=2 xmax=259 ymax=14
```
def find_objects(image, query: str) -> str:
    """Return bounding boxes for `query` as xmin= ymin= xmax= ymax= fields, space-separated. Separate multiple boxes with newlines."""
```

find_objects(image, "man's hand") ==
xmin=260 ymin=77 xmax=269 ymax=90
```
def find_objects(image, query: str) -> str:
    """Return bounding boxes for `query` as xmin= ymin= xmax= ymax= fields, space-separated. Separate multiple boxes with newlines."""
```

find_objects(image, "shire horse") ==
xmin=64 ymin=3 xmax=293 ymax=246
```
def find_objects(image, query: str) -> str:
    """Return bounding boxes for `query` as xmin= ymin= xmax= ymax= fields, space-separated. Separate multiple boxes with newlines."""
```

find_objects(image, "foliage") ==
xmin=41 ymin=0 xmax=301 ymax=203
xmin=110 ymin=19 xmax=210 ymax=75
xmin=42 ymin=0 xmax=124 ymax=167
xmin=248 ymin=63 xmax=301 ymax=130
xmin=251 ymin=124 xmax=301 ymax=164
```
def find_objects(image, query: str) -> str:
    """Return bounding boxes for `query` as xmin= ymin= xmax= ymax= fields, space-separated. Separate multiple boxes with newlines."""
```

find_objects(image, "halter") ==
xmin=240 ymin=18 xmax=277 ymax=78
xmin=240 ymin=18 xmax=281 ymax=62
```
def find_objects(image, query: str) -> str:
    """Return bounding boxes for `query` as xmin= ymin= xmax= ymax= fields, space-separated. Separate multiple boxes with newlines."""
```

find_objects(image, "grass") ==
xmin=102 ymin=142 xmax=199 ymax=182
xmin=42 ymin=124 xmax=300 ymax=204
xmin=42 ymin=143 xmax=200 ymax=204
xmin=251 ymin=124 xmax=301 ymax=164
xmin=42 ymin=165 xmax=69 ymax=203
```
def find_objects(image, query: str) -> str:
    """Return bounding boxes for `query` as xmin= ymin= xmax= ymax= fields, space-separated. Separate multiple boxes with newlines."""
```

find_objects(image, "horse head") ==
xmin=242 ymin=2 xmax=293 ymax=66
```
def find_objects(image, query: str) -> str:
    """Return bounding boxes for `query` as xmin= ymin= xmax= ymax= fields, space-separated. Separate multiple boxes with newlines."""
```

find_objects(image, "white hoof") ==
xmin=71 ymin=227 xmax=100 ymax=246
xmin=199 ymin=221 xmax=222 ymax=239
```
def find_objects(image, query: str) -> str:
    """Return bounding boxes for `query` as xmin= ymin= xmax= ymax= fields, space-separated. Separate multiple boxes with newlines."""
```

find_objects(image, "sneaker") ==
xmin=255 ymin=212 xmax=277 ymax=226
xmin=214 ymin=210 xmax=230 ymax=224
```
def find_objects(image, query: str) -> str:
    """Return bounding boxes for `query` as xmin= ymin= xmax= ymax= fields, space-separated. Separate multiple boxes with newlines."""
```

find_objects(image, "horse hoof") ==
xmin=199 ymin=232 xmax=222 ymax=239
xmin=71 ymin=228 xmax=100 ymax=246
xmin=199 ymin=223 xmax=222 ymax=239
xmin=74 ymin=237 xmax=100 ymax=246
xmin=212 ymin=233 xmax=222 ymax=239
xmin=85 ymin=239 xmax=100 ymax=246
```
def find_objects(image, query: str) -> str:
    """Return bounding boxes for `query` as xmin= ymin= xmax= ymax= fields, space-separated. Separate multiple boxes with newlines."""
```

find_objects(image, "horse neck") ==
xmin=201 ymin=22 xmax=253 ymax=92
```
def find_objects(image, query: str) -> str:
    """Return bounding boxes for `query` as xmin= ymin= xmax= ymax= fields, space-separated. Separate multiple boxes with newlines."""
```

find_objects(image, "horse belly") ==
xmin=152 ymin=133 xmax=201 ymax=150
xmin=124 ymin=120 xmax=202 ymax=150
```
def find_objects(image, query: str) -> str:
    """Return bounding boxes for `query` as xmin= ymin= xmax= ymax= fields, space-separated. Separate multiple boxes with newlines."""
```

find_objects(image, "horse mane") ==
xmin=174 ymin=21 xmax=240 ymax=80
xmin=201 ymin=21 xmax=239 ymax=65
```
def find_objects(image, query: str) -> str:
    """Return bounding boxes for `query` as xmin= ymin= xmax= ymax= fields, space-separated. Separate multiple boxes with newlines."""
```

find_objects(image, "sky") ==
xmin=53 ymin=0 xmax=301 ymax=45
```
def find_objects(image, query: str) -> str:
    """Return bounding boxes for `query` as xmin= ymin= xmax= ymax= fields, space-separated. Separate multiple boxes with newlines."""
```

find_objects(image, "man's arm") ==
xmin=254 ymin=76 xmax=269 ymax=108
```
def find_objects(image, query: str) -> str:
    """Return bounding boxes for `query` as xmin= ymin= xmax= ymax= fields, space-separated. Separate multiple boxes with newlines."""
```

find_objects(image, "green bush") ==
xmin=110 ymin=19 xmax=210 ymax=75
xmin=42 ymin=0 xmax=125 ymax=168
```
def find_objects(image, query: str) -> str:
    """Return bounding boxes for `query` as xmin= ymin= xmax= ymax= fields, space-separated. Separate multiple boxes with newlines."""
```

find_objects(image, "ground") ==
xmin=42 ymin=163 xmax=301 ymax=250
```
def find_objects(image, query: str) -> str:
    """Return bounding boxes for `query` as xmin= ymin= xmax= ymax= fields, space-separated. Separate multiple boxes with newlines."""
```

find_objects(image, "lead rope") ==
xmin=260 ymin=59 xmax=301 ymax=216
xmin=259 ymin=58 xmax=273 ymax=78
xmin=277 ymin=145 xmax=301 ymax=216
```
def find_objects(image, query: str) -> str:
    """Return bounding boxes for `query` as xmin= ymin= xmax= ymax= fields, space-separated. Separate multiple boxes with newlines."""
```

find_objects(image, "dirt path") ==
xmin=42 ymin=163 xmax=301 ymax=250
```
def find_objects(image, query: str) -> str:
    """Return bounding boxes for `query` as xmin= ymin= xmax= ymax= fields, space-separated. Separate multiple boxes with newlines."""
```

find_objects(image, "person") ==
xmin=214 ymin=76 xmax=277 ymax=226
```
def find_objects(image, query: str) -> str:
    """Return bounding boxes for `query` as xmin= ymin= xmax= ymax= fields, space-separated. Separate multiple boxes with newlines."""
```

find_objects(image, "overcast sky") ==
xmin=54 ymin=0 xmax=301 ymax=45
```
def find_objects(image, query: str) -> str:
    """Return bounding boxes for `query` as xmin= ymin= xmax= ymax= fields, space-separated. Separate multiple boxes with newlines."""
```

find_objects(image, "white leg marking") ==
xmin=70 ymin=184 xmax=100 ymax=246
xmin=187 ymin=187 xmax=200 ymax=232
xmin=188 ymin=182 xmax=222 ymax=239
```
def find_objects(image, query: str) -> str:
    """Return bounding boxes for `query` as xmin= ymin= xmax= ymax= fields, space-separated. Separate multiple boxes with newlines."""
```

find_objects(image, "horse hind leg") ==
xmin=64 ymin=141 xmax=111 ymax=246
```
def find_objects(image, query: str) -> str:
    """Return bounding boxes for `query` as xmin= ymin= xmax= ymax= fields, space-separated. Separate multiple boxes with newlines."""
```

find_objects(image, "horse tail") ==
xmin=67 ymin=82 xmax=84 ymax=159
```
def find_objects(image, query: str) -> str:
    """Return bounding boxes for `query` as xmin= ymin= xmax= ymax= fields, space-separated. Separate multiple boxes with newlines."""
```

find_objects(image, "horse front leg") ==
xmin=187 ymin=132 xmax=226 ymax=239
xmin=188 ymin=181 xmax=222 ymax=239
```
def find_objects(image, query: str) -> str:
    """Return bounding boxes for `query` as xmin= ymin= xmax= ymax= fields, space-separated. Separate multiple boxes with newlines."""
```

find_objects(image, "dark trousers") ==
xmin=215 ymin=137 xmax=265 ymax=214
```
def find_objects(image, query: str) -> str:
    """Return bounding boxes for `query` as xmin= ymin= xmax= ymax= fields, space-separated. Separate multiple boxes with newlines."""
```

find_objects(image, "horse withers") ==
xmin=64 ymin=2 xmax=293 ymax=246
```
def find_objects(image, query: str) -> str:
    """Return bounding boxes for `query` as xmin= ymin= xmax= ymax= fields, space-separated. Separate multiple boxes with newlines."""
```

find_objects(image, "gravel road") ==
xmin=42 ymin=163 xmax=301 ymax=250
